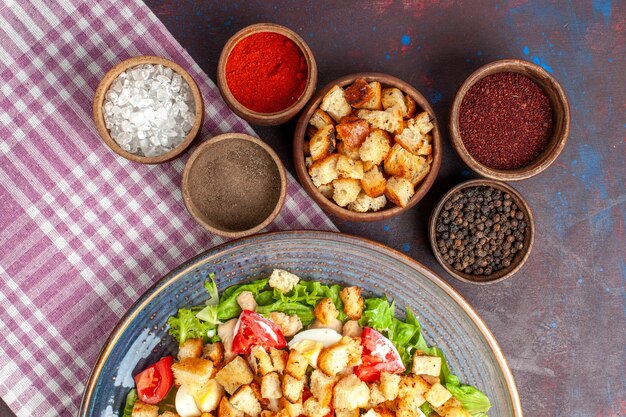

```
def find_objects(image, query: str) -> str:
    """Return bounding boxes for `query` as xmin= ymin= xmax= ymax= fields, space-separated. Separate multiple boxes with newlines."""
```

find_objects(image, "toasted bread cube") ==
xmin=385 ymin=177 xmax=415 ymax=208
xmin=382 ymin=88 xmax=408 ymax=117
xmin=305 ymin=157 xmax=313 ymax=169
xmin=310 ymin=124 xmax=336 ymax=162
xmin=303 ymin=140 xmax=311 ymax=156
xmin=282 ymin=374 xmax=306 ymax=402
xmin=396 ymin=375 xmax=430 ymax=417
xmin=178 ymin=338 xmax=204 ymax=360
xmin=270 ymin=348 xmax=289 ymax=373
xmin=309 ymin=154 xmax=340 ymax=188
xmin=310 ymin=369 xmax=337 ymax=407
xmin=318 ymin=183 xmax=334 ymax=199
xmin=172 ymin=357 xmax=214 ymax=390
xmin=336 ymin=116 xmax=370 ymax=150
xmin=261 ymin=372 xmax=282 ymax=399
xmin=309 ymin=108 xmax=335 ymax=129
xmin=362 ymin=160 xmax=378 ymax=172
xmin=285 ymin=349 xmax=309 ymax=379
xmin=318 ymin=343 xmax=351 ymax=377
xmin=230 ymin=385 xmax=262 ymax=417
xmin=269 ymin=312 xmax=303 ymax=337
xmin=362 ymin=409 xmax=381 ymax=417
xmin=369 ymin=383 xmax=386 ymax=407
xmin=356 ymin=108 xmax=403 ymax=134
xmin=432 ymin=397 xmax=463 ymax=416
xmin=269 ymin=269 xmax=300 ymax=293
xmin=236 ymin=291 xmax=257 ymax=312
xmin=314 ymin=298 xmax=339 ymax=325
xmin=303 ymin=397 xmax=331 ymax=417
xmin=218 ymin=397 xmax=243 ymax=417
xmin=360 ymin=81 xmax=383 ymax=110
xmin=404 ymin=94 xmax=417 ymax=118
xmin=380 ymin=372 xmax=401 ymax=401
xmin=161 ymin=412 xmax=181 ymax=417
xmin=411 ymin=354 xmax=442 ymax=377
xmin=347 ymin=192 xmax=387 ymax=213
xmin=215 ymin=356 xmax=254 ymax=394
xmin=344 ymin=78 xmax=375 ymax=108
xmin=336 ymin=155 xmax=364 ymax=180
xmin=306 ymin=124 xmax=317 ymax=139
xmin=339 ymin=286 xmax=364 ymax=320
xmin=132 ymin=401 xmax=159 ymax=417
xmin=340 ymin=336 xmax=363 ymax=366
xmin=374 ymin=405 xmax=396 ymax=417
xmin=335 ymin=409 xmax=360 ymax=417
xmin=359 ymin=129 xmax=391 ymax=165
xmin=332 ymin=374 xmax=370 ymax=410
xmin=261 ymin=411 xmax=277 ymax=417
xmin=332 ymin=178 xmax=361 ymax=207
xmin=336 ymin=141 xmax=361 ymax=160
xmin=320 ymin=85 xmax=352 ymax=122
xmin=445 ymin=408 xmax=472 ymax=417
xmin=395 ymin=113 xmax=433 ymax=156
xmin=279 ymin=398 xmax=303 ymax=417
xmin=342 ymin=320 xmax=362 ymax=337
xmin=421 ymin=374 xmax=440 ymax=385
xmin=361 ymin=167 xmax=387 ymax=198
xmin=203 ymin=343 xmax=225 ymax=367
xmin=250 ymin=345 xmax=274 ymax=376
xmin=384 ymin=144 xmax=431 ymax=185
xmin=425 ymin=382 xmax=452 ymax=408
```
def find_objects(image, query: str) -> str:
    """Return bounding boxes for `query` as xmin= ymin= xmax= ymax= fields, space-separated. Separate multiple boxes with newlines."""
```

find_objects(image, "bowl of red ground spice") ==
xmin=217 ymin=23 xmax=318 ymax=126
xmin=449 ymin=59 xmax=570 ymax=181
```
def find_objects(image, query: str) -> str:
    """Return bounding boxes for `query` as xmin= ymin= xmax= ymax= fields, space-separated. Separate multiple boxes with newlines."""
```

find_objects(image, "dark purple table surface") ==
xmin=3 ymin=1 xmax=624 ymax=417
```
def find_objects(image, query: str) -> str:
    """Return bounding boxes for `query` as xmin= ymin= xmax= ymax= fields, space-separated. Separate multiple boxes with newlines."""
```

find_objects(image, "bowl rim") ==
xmin=293 ymin=72 xmax=442 ymax=222
xmin=181 ymin=132 xmax=287 ymax=238
xmin=216 ymin=23 xmax=318 ymax=126
xmin=428 ymin=178 xmax=535 ymax=284
xmin=448 ymin=58 xmax=570 ymax=181
xmin=92 ymin=55 xmax=204 ymax=164
xmin=78 ymin=230 xmax=523 ymax=417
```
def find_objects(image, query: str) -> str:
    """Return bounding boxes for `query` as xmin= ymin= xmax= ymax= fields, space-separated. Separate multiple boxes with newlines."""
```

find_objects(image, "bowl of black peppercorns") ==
xmin=429 ymin=179 xmax=535 ymax=284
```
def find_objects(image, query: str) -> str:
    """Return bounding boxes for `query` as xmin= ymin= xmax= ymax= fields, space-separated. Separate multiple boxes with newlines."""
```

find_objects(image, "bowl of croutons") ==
xmin=294 ymin=73 xmax=441 ymax=221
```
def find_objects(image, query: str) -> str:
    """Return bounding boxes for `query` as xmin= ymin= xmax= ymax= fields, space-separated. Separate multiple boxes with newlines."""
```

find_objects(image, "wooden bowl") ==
xmin=428 ymin=179 xmax=535 ymax=284
xmin=93 ymin=56 xmax=203 ymax=164
xmin=181 ymin=133 xmax=287 ymax=238
xmin=293 ymin=73 xmax=442 ymax=222
xmin=449 ymin=59 xmax=569 ymax=181
xmin=217 ymin=23 xmax=317 ymax=126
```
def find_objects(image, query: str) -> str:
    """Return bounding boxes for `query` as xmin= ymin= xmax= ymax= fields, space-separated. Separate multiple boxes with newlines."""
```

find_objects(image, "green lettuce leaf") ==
xmin=359 ymin=297 xmax=395 ymax=331
xmin=446 ymin=383 xmax=492 ymax=415
xmin=122 ymin=388 xmax=137 ymax=417
xmin=256 ymin=301 xmax=315 ymax=326
xmin=419 ymin=402 xmax=434 ymax=416
xmin=167 ymin=308 xmax=213 ymax=344
xmin=204 ymin=273 xmax=219 ymax=306
xmin=216 ymin=278 xmax=269 ymax=320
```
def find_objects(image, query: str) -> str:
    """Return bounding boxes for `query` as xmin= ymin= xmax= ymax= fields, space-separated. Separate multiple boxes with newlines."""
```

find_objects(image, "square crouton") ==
xmin=432 ymin=397 xmax=464 ymax=417
xmin=309 ymin=154 xmax=340 ymax=188
xmin=374 ymin=405 xmax=396 ymax=417
xmin=444 ymin=407 xmax=471 ymax=417
xmin=347 ymin=192 xmax=387 ymax=213
xmin=261 ymin=411 xmax=277 ymax=417
xmin=384 ymin=144 xmax=431 ymax=185
xmin=279 ymin=398 xmax=303 ymax=417
xmin=318 ymin=343 xmax=351 ymax=377
xmin=380 ymin=372 xmax=401 ymax=401
xmin=335 ymin=409 xmax=360 ymax=417
xmin=336 ymin=116 xmax=370 ymax=150
xmin=318 ymin=183 xmax=334 ymax=199
xmin=424 ymin=382 xmax=452 ymax=408
xmin=202 ymin=343 xmax=224 ymax=367
xmin=310 ymin=369 xmax=337 ymax=407
xmin=261 ymin=372 xmax=282 ymax=399
xmin=215 ymin=356 xmax=254 ymax=394
xmin=336 ymin=155 xmax=364 ymax=180
xmin=313 ymin=298 xmax=339 ymax=325
xmin=132 ymin=401 xmax=158 ymax=417
xmin=303 ymin=140 xmax=311 ymax=156
xmin=310 ymin=124 xmax=336 ymax=161
xmin=218 ymin=397 xmax=244 ymax=417
xmin=411 ymin=354 xmax=442 ymax=377
xmin=269 ymin=269 xmax=300 ymax=293
xmin=385 ymin=177 xmax=414 ymax=208
xmin=178 ymin=338 xmax=204 ymax=360
xmin=361 ymin=167 xmax=387 ymax=198
xmin=359 ymin=81 xmax=383 ymax=110
xmin=339 ymin=286 xmax=364 ymax=320
xmin=320 ymin=85 xmax=352 ymax=122
xmin=282 ymin=374 xmax=306 ymax=402
xmin=395 ymin=113 xmax=433 ymax=156
xmin=270 ymin=348 xmax=289 ymax=373
xmin=359 ymin=129 xmax=391 ymax=165
xmin=332 ymin=374 xmax=370 ymax=410
xmin=309 ymin=108 xmax=335 ymax=129
xmin=303 ymin=397 xmax=331 ymax=417
xmin=381 ymin=88 xmax=408 ymax=117
xmin=171 ymin=357 xmax=214 ymax=390
xmin=332 ymin=178 xmax=361 ymax=207
xmin=285 ymin=349 xmax=309 ymax=379
xmin=250 ymin=345 xmax=274 ymax=376
xmin=305 ymin=157 xmax=313 ymax=169
xmin=344 ymin=78 xmax=375 ymax=108
xmin=338 ymin=336 xmax=362 ymax=367
xmin=404 ymin=94 xmax=417 ymax=118
xmin=362 ymin=409 xmax=382 ymax=417
xmin=336 ymin=141 xmax=361 ymax=160
xmin=369 ymin=383 xmax=386 ymax=407
xmin=356 ymin=108 xmax=404 ymax=134
xmin=230 ymin=385 xmax=262 ymax=417
xmin=396 ymin=375 xmax=430 ymax=417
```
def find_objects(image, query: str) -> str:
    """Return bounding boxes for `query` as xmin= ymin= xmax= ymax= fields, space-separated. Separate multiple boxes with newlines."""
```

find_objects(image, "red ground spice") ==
xmin=225 ymin=32 xmax=308 ymax=113
xmin=459 ymin=72 xmax=553 ymax=170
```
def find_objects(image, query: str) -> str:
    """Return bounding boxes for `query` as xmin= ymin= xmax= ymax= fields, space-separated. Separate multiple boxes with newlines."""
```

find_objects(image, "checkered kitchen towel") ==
xmin=0 ymin=1 xmax=337 ymax=416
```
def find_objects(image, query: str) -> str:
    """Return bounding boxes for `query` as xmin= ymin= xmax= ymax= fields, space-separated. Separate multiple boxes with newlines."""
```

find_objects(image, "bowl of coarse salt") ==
xmin=93 ymin=56 xmax=204 ymax=164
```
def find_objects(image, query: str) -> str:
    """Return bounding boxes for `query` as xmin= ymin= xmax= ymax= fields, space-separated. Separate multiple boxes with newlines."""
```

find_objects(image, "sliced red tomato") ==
xmin=354 ymin=327 xmax=405 ymax=382
xmin=134 ymin=356 xmax=174 ymax=404
xmin=231 ymin=310 xmax=287 ymax=354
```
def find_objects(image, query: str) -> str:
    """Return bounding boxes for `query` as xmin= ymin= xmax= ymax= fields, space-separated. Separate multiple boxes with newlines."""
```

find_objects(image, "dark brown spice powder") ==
xmin=459 ymin=72 xmax=553 ymax=170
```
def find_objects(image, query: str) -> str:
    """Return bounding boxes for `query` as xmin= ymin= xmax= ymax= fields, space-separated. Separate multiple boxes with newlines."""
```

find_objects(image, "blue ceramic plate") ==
xmin=79 ymin=231 xmax=522 ymax=417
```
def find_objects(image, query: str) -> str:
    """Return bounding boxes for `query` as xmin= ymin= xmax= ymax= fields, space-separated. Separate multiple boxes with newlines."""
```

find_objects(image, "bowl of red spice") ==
xmin=217 ymin=23 xmax=317 ymax=126
xmin=449 ymin=59 xmax=570 ymax=181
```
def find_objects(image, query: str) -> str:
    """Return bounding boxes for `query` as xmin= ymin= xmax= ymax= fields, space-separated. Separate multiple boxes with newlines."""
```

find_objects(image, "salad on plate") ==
xmin=123 ymin=269 xmax=491 ymax=417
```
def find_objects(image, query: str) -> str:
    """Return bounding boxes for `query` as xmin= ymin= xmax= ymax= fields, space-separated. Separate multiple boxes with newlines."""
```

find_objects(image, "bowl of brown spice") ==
xmin=182 ymin=133 xmax=287 ymax=238
xmin=429 ymin=179 xmax=535 ymax=284
xmin=449 ymin=59 xmax=570 ymax=181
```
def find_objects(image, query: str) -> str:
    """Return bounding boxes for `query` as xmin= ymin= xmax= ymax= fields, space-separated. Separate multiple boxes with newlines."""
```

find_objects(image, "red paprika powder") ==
xmin=225 ymin=32 xmax=308 ymax=113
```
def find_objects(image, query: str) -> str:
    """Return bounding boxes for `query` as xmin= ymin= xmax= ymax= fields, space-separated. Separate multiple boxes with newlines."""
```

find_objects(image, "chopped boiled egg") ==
xmin=288 ymin=328 xmax=343 ymax=348
xmin=175 ymin=385 xmax=201 ymax=417
xmin=290 ymin=339 xmax=324 ymax=367
xmin=193 ymin=379 xmax=225 ymax=413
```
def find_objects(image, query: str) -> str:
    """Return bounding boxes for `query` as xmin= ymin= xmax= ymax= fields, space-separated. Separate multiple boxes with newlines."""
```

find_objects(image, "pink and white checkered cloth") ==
xmin=0 ymin=1 xmax=336 ymax=416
